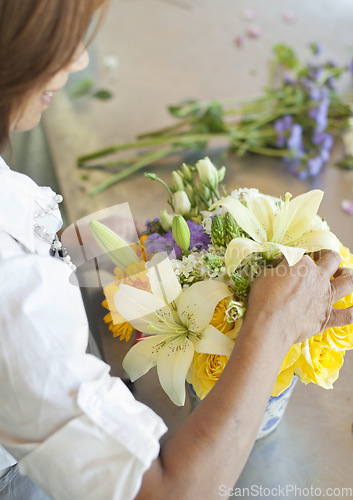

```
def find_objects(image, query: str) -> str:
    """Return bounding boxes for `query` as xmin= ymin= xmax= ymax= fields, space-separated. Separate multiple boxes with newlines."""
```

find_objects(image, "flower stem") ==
xmin=79 ymin=133 xmax=220 ymax=164
xmin=90 ymin=147 xmax=180 ymax=196
xmin=246 ymin=146 xmax=288 ymax=157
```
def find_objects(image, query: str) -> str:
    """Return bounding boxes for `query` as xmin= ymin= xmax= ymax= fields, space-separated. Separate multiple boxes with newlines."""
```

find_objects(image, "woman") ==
xmin=0 ymin=1 xmax=353 ymax=499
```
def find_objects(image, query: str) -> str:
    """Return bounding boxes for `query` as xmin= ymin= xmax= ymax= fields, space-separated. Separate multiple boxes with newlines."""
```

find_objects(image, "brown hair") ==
xmin=0 ymin=0 xmax=108 ymax=151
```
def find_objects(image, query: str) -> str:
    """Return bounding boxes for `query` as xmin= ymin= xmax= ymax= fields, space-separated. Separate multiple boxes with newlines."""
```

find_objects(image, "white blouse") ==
xmin=0 ymin=157 xmax=167 ymax=499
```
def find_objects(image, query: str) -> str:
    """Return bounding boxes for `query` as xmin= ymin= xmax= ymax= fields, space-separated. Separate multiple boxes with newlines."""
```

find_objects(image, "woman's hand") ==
xmin=246 ymin=251 xmax=353 ymax=345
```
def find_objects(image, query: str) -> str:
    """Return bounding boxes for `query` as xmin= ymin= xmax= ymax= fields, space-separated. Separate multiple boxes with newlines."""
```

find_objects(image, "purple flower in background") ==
xmin=348 ymin=60 xmax=353 ymax=75
xmin=287 ymin=161 xmax=308 ymax=180
xmin=315 ymin=95 xmax=329 ymax=133
xmin=285 ymin=124 xmax=306 ymax=178
xmin=287 ymin=123 xmax=304 ymax=159
xmin=145 ymin=220 xmax=211 ymax=259
xmin=309 ymin=87 xmax=329 ymax=134
xmin=274 ymin=115 xmax=293 ymax=147
xmin=283 ymin=75 xmax=294 ymax=85
xmin=309 ymin=42 xmax=322 ymax=56
xmin=307 ymin=156 xmax=324 ymax=176
xmin=313 ymin=132 xmax=334 ymax=162
xmin=326 ymin=76 xmax=336 ymax=90
xmin=301 ymin=77 xmax=322 ymax=101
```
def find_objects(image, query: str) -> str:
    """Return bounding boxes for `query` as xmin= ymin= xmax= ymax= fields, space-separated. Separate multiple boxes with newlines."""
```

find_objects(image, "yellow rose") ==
xmin=321 ymin=244 xmax=353 ymax=352
xmin=187 ymin=352 xmax=230 ymax=400
xmin=339 ymin=243 xmax=353 ymax=267
xmin=272 ymin=343 xmax=301 ymax=397
xmin=102 ymin=261 xmax=150 ymax=342
xmin=294 ymin=335 xmax=345 ymax=389
xmin=209 ymin=298 xmax=235 ymax=334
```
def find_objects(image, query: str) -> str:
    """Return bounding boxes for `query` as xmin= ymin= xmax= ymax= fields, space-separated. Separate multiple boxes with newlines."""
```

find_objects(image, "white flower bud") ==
xmin=172 ymin=171 xmax=184 ymax=192
xmin=196 ymin=157 xmax=219 ymax=189
xmin=181 ymin=163 xmax=193 ymax=183
xmin=173 ymin=191 xmax=191 ymax=216
xmin=159 ymin=209 xmax=174 ymax=232
xmin=185 ymin=184 xmax=196 ymax=205
xmin=89 ymin=219 xmax=139 ymax=270
xmin=217 ymin=166 xmax=226 ymax=183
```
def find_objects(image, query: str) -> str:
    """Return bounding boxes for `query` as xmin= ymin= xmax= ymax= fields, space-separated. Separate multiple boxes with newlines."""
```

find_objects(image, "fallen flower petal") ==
xmin=243 ymin=8 xmax=257 ymax=21
xmin=341 ymin=200 xmax=353 ymax=215
xmin=247 ymin=25 xmax=262 ymax=39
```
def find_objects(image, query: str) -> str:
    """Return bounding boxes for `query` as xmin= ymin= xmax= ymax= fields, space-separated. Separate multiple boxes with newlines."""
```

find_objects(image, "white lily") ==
xmin=115 ymin=252 xmax=233 ymax=405
xmin=210 ymin=190 xmax=339 ymax=272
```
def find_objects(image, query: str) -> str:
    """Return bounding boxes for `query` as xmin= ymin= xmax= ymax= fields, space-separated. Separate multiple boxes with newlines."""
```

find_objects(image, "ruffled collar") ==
xmin=0 ymin=156 xmax=62 ymax=253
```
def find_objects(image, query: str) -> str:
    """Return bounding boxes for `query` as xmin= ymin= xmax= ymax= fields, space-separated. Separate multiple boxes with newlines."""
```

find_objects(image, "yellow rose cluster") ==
xmin=187 ymin=245 xmax=353 ymax=400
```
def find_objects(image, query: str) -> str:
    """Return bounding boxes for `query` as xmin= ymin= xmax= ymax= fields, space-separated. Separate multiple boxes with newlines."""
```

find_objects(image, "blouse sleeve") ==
xmin=0 ymin=252 xmax=167 ymax=500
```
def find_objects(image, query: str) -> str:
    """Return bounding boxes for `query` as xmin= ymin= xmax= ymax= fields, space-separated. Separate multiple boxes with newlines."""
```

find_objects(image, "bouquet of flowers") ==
xmin=91 ymin=158 xmax=353 ymax=407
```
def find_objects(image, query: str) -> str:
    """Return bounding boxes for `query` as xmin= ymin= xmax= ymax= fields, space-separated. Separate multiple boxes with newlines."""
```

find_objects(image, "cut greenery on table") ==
xmin=78 ymin=43 xmax=353 ymax=195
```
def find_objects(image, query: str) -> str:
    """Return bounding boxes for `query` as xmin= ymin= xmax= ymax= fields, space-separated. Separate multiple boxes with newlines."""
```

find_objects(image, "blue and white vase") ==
xmin=186 ymin=375 xmax=298 ymax=440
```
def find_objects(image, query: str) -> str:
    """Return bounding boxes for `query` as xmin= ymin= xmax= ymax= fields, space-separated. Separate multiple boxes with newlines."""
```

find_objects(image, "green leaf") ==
xmin=70 ymin=77 xmax=94 ymax=98
xmin=92 ymin=89 xmax=113 ymax=100
xmin=335 ymin=157 xmax=353 ymax=170
xmin=272 ymin=44 xmax=298 ymax=69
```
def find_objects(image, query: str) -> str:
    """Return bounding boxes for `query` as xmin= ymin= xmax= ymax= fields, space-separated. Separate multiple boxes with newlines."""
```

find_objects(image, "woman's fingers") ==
xmin=316 ymin=250 xmax=342 ymax=278
xmin=330 ymin=267 xmax=353 ymax=303
xmin=327 ymin=305 xmax=353 ymax=329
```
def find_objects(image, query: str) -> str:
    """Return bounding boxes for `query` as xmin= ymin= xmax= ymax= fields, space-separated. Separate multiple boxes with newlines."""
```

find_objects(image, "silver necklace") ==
xmin=33 ymin=193 xmax=76 ymax=271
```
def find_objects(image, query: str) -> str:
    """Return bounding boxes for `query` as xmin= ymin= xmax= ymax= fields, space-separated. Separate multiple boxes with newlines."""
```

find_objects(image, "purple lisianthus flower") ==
xmin=145 ymin=220 xmax=211 ymax=259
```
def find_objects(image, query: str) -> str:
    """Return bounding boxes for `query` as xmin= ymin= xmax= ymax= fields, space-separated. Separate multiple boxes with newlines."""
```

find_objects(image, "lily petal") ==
xmin=122 ymin=334 xmax=171 ymax=381
xmin=146 ymin=252 xmax=182 ymax=309
xmin=177 ymin=279 xmax=231 ymax=333
xmin=290 ymin=229 xmax=340 ymax=254
xmin=280 ymin=190 xmax=324 ymax=245
xmin=195 ymin=324 xmax=235 ymax=356
xmin=157 ymin=337 xmax=194 ymax=406
xmin=210 ymin=198 xmax=267 ymax=243
xmin=115 ymin=284 xmax=166 ymax=333
xmin=268 ymin=242 xmax=305 ymax=266
xmin=246 ymin=195 xmax=275 ymax=239
xmin=225 ymin=237 xmax=266 ymax=273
